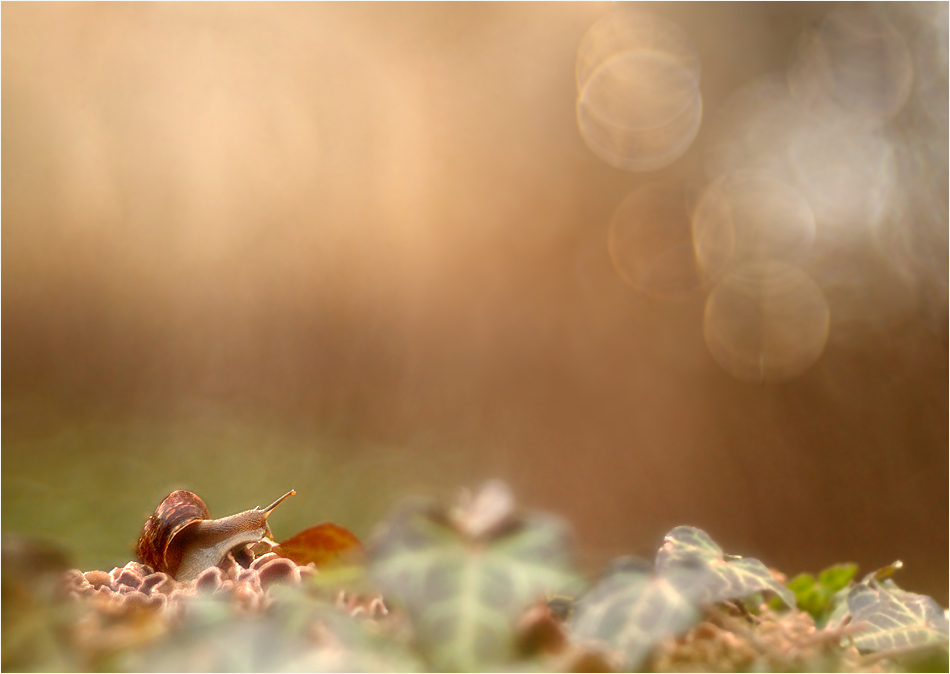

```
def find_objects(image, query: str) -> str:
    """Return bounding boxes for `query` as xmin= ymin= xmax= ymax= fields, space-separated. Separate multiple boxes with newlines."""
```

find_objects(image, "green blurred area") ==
xmin=2 ymin=400 xmax=476 ymax=573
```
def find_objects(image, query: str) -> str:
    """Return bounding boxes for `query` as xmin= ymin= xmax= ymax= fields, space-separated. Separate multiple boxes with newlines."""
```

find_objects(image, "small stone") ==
xmin=258 ymin=558 xmax=297 ymax=589
xmin=62 ymin=569 xmax=89 ymax=595
xmin=195 ymin=566 xmax=223 ymax=592
xmin=250 ymin=553 xmax=279 ymax=570
xmin=114 ymin=569 xmax=143 ymax=590
xmin=237 ymin=569 xmax=259 ymax=585
xmin=213 ymin=579 xmax=235 ymax=598
xmin=93 ymin=585 xmax=114 ymax=601
xmin=125 ymin=560 xmax=153 ymax=575
xmin=84 ymin=570 xmax=113 ymax=589
xmin=168 ymin=587 xmax=193 ymax=606
xmin=62 ymin=568 xmax=85 ymax=585
xmin=140 ymin=572 xmax=175 ymax=596
xmin=121 ymin=591 xmax=154 ymax=610
xmin=233 ymin=584 xmax=262 ymax=612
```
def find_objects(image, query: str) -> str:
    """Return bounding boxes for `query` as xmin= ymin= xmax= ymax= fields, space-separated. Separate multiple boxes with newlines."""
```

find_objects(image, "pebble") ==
xmin=250 ymin=553 xmax=279 ymax=570
xmin=195 ymin=566 xmax=224 ymax=593
xmin=258 ymin=557 xmax=298 ymax=589
xmin=140 ymin=572 xmax=174 ymax=596
xmin=84 ymin=570 xmax=112 ymax=589
xmin=114 ymin=569 xmax=142 ymax=590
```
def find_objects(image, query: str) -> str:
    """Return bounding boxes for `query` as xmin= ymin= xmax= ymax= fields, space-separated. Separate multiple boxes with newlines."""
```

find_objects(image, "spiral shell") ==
xmin=136 ymin=490 xmax=210 ymax=578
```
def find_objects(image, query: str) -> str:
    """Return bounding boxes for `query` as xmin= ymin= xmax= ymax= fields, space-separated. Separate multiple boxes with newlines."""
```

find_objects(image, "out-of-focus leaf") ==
xmin=818 ymin=563 xmax=858 ymax=592
xmin=787 ymin=573 xmax=824 ymax=617
xmin=823 ymin=586 xmax=854 ymax=631
xmin=875 ymin=643 xmax=950 ymax=673
xmin=569 ymin=558 xmax=709 ymax=671
xmin=788 ymin=563 xmax=859 ymax=622
xmin=123 ymin=591 xmax=422 ymax=673
xmin=860 ymin=560 xmax=903 ymax=585
xmin=367 ymin=483 xmax=580 ymax=672
xmin=1 ymin=535 xmax=80 ymax=671
xmin=275 ymin=523 xmax=363 ymax=568
xmin=655 ymin=526 xmax=796 ymax=609
xmin=847 ymin=584 xmax=949 ymax=652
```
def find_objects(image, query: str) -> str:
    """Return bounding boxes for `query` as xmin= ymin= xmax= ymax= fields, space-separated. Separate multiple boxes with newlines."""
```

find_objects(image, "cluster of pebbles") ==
xmin=650 ymin=608 xmax=875 ymax=673
xmin=52 ymin=553 xmax=389 ymax=669
xmin=62 ymin=553 xmax=323 ymax=617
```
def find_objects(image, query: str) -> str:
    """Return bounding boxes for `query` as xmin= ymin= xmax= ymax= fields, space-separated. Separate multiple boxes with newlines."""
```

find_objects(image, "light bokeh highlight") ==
xmin=576 ymin=9 xmax=702 ymax=171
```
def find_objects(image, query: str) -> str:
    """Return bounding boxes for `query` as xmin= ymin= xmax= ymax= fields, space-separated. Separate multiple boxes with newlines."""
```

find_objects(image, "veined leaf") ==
xmin=367 ymin=484 xmax=579 ymax=672
xmin=569 ymin=558 xmax=708 ymax=671
xmin=655 ymin=526 xmax=795 ymax=608
xmin=823 ymin=585 xmax=853 ymax=631
xmin=847 ymin=584 xmax=949 ymax=652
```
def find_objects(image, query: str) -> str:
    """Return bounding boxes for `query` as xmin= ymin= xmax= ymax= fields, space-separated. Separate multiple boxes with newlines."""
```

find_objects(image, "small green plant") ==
xmin=785 ymin=563 xmax=859 ymax=624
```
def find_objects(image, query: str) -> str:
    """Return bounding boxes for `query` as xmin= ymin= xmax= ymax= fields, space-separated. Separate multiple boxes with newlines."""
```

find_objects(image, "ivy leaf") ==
xmin=569 ymin=558 xmax=709 ymax=671
xmin=275 ymin=523 xmax=363 ymax=568
xmin=655 ymin=526 xmax=795 ymax=608
xmin=847 ymin=584 xmax=949 ymax=652
xmin=823 ymin=585 xmax=853 ymax=631
xmin=367 ymin=482 xmax=580 ymax=672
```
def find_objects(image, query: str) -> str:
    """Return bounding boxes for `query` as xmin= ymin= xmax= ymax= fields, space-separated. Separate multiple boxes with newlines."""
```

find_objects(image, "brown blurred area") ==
xmin=3 ymin=3 xmax=947 ymax=600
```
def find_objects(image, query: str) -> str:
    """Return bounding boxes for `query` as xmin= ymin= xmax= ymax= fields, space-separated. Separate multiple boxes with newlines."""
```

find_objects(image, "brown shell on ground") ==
xmin=136 ymin=490 xmax=209 ymax=576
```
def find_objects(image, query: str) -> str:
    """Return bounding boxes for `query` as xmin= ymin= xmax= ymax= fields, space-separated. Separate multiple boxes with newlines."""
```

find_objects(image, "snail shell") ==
xmin=136 ymin=489 xmax=295 ymax=582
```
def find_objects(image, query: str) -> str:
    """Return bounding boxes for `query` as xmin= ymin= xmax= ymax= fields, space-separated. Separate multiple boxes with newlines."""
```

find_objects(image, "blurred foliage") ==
xmin=656 ymin=526 xmax=796 ymax=609
xmin=848 ymin=584 xmax=949 ymax=652
xmin=2 ymin=482 xmax=948 ymax=672
xmin=785 ymin=563 xmax=859 ymax=624
xmin=367 ymin=481 xmax=581 ymax=671
xmin=569 ymin=557 xmax=707 ymax=671
xmin=275 ymin=523 xmax=364 ymax=569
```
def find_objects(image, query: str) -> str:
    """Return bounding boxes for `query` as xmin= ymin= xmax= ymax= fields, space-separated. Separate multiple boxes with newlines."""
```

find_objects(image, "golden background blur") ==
xmin=3 ymin=2 xmax=947 ymax=600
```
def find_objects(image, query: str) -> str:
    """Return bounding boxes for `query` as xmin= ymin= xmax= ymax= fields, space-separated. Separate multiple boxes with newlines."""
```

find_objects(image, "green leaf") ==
xmin=847 ymin=584 xmax=949 ymax=652
xmin=367 ymin=483 xmax=580 ymax=672
xmin=569 ymin=558 xmax=708 ymax=671
xmin=788 ymin=564 xmax=859 ymax=621
xmin=655 ymin=526 xmax=796 ymax=609
xmin=787 ymin=573 xmax=829 ymax=619
xmin=818 ymin=563 xmax=858 ymax=593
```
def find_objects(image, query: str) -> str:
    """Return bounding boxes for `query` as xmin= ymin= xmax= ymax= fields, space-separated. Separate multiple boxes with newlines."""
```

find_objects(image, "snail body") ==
xmin=136 ymin=489 xmax=295 ymax=581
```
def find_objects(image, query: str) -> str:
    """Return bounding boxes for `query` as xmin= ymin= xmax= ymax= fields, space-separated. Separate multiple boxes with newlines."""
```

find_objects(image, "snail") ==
xmin=136 ymin=489 xmax=295 ymax=581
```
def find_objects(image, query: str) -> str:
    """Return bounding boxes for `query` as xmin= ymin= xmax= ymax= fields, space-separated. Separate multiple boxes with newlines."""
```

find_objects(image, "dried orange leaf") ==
xmin=275 ymin=523 xmax=363 ymax=568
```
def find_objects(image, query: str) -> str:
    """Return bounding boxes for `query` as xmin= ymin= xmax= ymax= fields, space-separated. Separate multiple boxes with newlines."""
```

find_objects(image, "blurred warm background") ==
xmin=3 ymin=2 xmax=947 ymax=601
